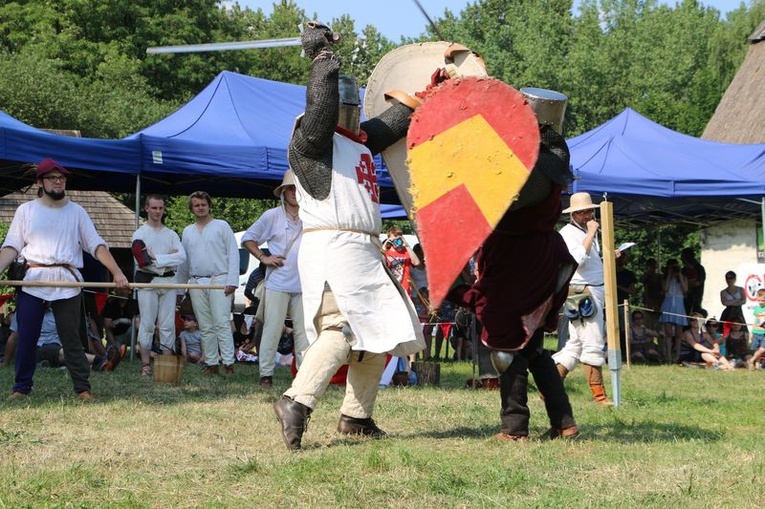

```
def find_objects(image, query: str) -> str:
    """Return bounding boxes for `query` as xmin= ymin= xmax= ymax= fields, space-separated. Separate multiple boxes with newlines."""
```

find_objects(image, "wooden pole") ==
xmin=600 ymin=201 xmax=622 ymax=406
xmin=1 ymin=280 xmax=227 ymax=290
xmin=623 ymin=299 xmax=631 ymax=369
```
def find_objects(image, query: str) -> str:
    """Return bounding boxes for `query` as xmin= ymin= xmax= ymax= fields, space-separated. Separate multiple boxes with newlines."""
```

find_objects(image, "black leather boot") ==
xmin=274 ymin=396 xmax=312 ymax=450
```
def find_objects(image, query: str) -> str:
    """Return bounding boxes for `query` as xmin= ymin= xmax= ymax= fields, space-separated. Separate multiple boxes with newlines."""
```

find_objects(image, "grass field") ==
xmin=0 ymin=356 xmax=763 ymax=508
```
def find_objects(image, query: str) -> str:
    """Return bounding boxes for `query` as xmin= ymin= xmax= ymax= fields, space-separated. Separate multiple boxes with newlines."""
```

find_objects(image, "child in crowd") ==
xmin=723 ymin=312 xmax=749 ymax=368
xmin=748 ymin=288 xmax=765 ymax=370
xmin=178 ymin=315 xmax=204 ymax=364
xmin=629 ymin=310 xmax=660 ymax=363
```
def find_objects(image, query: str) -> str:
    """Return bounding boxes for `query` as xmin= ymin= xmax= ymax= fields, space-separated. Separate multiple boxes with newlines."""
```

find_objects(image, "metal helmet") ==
xmin=520 ymin=87 xmax=568 ymax=135
xmin=338 ymin=74 xmax=361 ymax=134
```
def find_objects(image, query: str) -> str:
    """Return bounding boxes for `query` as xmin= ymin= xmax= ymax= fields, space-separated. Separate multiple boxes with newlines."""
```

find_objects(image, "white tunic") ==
xmin=177 ymin=219 xmax=240 ymax=288
xmin=295 ymin=133 xmax=425 ymax=356
xmin=132 ymin=224 xmax=186 ymax=278
xmin=241 ymin=206 xmax=302 ymax=293
xmin=2 ymin=199 xmax=106 ymax=301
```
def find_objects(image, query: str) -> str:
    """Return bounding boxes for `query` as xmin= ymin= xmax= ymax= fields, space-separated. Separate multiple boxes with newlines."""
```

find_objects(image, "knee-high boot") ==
xmin=582 ymin=364 xmax=612 ymax=405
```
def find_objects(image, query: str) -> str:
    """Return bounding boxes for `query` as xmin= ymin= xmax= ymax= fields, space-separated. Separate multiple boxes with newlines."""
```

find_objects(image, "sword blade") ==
xmin=147 ymin=37 xmax=301 ymax=54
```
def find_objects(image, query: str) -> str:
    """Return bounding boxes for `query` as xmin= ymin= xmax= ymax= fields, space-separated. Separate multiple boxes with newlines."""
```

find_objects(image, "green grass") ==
xmin=0 ymin=357 xmax=763 ymax=508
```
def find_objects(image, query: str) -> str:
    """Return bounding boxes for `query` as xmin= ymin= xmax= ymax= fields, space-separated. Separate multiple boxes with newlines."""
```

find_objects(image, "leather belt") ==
xmin=138 ymin=270 xmax=175 ymax=278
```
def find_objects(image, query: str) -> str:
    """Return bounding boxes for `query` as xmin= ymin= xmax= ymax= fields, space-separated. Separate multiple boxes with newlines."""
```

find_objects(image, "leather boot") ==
xmin=548 ymin=425 xmax=580 ymax=440
xmin=582 ymin=364 xmax=612 ymax=405
xmin=274 ymin=396 xmax=312 ymax=450
xmin=337 ymin=414 xmax=386 ymax=438
xmin=556 ymin=363 xmax=568 ymax=380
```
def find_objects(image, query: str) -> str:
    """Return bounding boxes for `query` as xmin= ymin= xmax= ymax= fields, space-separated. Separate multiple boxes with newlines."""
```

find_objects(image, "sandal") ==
xmin=141 ymin=363 xmax=151 ymax=377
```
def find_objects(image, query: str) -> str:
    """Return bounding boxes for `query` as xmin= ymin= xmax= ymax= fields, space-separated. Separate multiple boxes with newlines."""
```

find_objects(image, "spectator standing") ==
xmin=747 ymin=288 xmax=765 ymax=370
xmin=132 ymin=195 xmax=186 ymax=376
xmin=553 ymin=192 xmax=613 ymax=405
xmin=681 ymin=248 xmax=706 ymax=315
xmin=615 ymin=251 xmax=637 ymax=357
xmin=640 ymin=258 xmax=665 ymax=332
xmin=719 ymin=271 xmax=745 ymax=336
xmin=659 ymin=259 xmax=688 ymax=362
xmin=176 ymin=191 xmax=239 ymax=376
xmin=241 ymin=170 xmax=308 ymax=388
xmin=383 ymin=226 xmax=421 ymax=292
xmin=0 ymin=158 xmax=128 ymax=399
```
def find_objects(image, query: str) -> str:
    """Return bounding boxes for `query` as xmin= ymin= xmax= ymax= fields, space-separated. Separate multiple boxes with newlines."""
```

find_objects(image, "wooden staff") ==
xmin=1 ymin=280 xmax=227 ymax=290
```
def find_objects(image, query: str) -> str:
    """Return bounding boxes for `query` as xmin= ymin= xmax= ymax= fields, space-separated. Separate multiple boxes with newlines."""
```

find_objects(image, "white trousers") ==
xmin=189 ymin=275 xmax=235 ymax=367
xmin=136 ymin=277 xmax=177 ymax=352
xmin=258 ymin=288 xmax=309 ymax=377
xmin=285 ymin=289 xmax=386 ymax=418
xmin=553 ymin=286 xmax=607 ymax=371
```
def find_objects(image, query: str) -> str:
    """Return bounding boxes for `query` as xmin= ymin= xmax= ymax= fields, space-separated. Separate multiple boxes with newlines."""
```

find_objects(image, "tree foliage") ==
xmin=0 ymin=0 xmax=764 ymax=245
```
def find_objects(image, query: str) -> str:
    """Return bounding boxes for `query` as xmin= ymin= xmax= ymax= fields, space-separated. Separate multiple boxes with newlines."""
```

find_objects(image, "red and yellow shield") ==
xmin=408 ymin=77 xmax=540 ymax=307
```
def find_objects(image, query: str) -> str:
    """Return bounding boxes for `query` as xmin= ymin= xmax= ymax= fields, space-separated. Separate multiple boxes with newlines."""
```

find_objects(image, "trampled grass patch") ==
xmin=0 ymin=358 xmax=763 ymax=508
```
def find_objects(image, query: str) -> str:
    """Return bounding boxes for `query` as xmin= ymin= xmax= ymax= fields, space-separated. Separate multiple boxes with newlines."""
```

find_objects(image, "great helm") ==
xmin=338 ymin=74 xmax=361 ymax=135
xmin=520 ymin=87 xmax=568 ymax=135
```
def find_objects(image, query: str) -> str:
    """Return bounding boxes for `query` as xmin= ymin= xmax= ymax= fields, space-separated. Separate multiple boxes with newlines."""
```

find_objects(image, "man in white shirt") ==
xmin=553 ymin=192 xmax=612 ymax=405
xmin=176 ymin=191 xmax=239 ymax=376
xmin=0 ymin=158 xmax=128 ymax=400
xmin=242 ymin=170 xmax=308 ymax=388
xmin=132 ymin=195 xmax=186 ymax=377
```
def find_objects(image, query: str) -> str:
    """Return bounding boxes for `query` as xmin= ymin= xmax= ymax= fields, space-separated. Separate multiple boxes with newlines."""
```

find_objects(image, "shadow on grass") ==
xmin=396 ymin=420 xmax=723 ymax=444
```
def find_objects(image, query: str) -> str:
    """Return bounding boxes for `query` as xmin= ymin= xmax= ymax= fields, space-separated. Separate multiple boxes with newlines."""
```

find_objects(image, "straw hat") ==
xmin=562 ymin=192 xmax=598 ymax=213
xmin=273 ymin=169 xmax=296 ymax=198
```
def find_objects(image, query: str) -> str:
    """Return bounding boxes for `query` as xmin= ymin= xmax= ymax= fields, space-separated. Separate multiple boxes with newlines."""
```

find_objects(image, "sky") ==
xmin=232 ymin=0 xmax=750 ymax=41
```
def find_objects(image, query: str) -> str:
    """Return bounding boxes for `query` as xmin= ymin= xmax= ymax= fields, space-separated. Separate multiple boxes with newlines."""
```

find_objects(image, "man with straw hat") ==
xmin=0 ymin=158 xmax=128 ymax=400
xmin=241 ymin=169 xmax=308 ymax=388
xmin=553 ymin=192 xmax=613 ymax=405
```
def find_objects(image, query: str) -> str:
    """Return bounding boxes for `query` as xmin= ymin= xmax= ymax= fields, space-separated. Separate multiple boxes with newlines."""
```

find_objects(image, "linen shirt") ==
xmin=241 ymin=206 xmax=302 ymax=293
xmin=177 ymin=219 xmax=240 ymax=288
xmin=2 ymin=199 xmax=106 ymax=301
xmin=132 ymin=224 xmax=186 ymax=278
xmin=559 ymin=222 xmax=604 ymax=287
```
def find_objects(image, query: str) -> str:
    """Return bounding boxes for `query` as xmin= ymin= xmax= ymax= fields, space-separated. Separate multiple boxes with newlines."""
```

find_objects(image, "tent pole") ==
xmin=129 ymin=176 xmax=141 ymax=361
xmin=761 ymin=197 xmax=764 ymax=236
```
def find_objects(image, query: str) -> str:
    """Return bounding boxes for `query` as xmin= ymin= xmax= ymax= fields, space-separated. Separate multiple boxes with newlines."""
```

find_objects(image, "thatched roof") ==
xmin=0 ymin=188 xmax=137 ymax=248
xmin=702 ymin=20 xmax=765 ymax=143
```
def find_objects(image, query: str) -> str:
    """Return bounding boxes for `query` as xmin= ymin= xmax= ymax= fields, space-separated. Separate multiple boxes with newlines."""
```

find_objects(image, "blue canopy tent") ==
xmin=130 ymin=71 xmax=399 ymax=201
xmin=567 ymin=108 xmax=765 ymax=225
xmin=0 ymin=110 xmax=140 ymax=195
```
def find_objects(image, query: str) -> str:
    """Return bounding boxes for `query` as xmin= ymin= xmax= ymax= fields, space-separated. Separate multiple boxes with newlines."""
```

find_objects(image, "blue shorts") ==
xmin=751 ymin=333 xmax=765 ymax=350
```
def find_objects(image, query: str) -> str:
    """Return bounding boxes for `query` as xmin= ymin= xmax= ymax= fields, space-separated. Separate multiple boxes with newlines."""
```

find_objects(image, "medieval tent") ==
xmin=0 ymin=111 xmax=140 ymax=196
xmin=567 ymin=108 xmax=765 ymax=225
xmin=130 ymin=71 xmax=398 ymax=201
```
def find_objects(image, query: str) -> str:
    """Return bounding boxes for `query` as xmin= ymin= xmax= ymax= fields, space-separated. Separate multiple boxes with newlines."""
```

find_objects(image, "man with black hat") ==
xmin=553 ymin=192 xmax=613 ymax=405
xmin=0 ymin=158 xmax=129 ymax=400
xmin=241 ymin=169 xmax=308 ymax=388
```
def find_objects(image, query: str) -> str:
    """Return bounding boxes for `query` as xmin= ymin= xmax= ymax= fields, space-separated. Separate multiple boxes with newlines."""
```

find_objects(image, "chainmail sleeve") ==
xmin=361 ymin=102 xmax=414 ymax=156
xmin=288 ymin=51 xmax=341 ymax=201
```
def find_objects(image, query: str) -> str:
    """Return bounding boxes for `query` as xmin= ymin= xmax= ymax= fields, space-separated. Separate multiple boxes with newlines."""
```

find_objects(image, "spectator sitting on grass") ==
xmin=629 ymin=310 xmax=660 ymax=363
xmin=722 ymin=312 xmax=749 ymax=368
xmin=178 ymin=315 xmax=204 ymax=365
xmin=680 ymin=313 xmax=734 ymax=370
